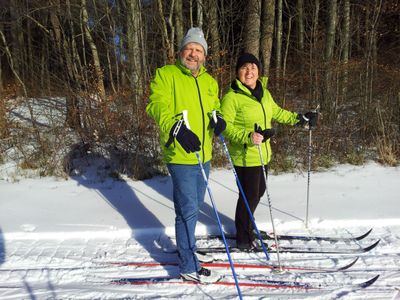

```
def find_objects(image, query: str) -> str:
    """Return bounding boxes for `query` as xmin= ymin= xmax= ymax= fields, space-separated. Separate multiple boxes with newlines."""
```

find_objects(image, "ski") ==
xmin=111 ymin=274 xmax=379 ymax=290
xmin=194 ymin=239 xmax=380 ymax=254
xmin=201 ymin=228 xmax=373 ymax=243
xmin=108 ymin=256 xmax=359 ymax=273
xmin=260 ymin=228 xmax=373 ymax=242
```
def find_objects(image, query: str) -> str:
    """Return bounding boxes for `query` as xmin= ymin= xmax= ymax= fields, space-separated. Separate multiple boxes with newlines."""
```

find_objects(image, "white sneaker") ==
xmin=196 ymin=252 xmax=214 ymax=263
xmin=180 ymin=267 xmax=221 ymax=284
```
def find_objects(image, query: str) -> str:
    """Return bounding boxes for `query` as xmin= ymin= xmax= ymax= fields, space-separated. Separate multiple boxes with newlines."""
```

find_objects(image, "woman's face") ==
xmin=237 ymin=63 xmax=259 ymax=89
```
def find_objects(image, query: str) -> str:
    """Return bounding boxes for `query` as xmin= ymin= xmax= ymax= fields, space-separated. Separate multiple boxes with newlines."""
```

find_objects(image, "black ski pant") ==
xmin=234 ymin=165 xmax=268 ymax=247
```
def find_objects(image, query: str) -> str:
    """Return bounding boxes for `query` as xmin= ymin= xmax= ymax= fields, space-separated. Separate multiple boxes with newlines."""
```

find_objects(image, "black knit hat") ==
xmin=236 ymin=53 xmax=261 ymax=73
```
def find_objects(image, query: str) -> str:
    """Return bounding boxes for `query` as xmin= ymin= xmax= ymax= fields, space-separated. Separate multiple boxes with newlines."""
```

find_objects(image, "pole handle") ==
xmin=182 ymin=110 xmax=190 ymax=130
xmin=212 ymin=110 xmax=218 ymax=124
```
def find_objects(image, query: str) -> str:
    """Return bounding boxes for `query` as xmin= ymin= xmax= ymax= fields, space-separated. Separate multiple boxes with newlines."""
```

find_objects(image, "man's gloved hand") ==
xmin=255 ymin=124 xmax=276 ymax=142
xmin=297 ymin=112 xmax=318 ymax=128
xmin=210 ymin=112 xmax=226 ymax=136
xmin=166 ymin=120 xmax=201 ymax=153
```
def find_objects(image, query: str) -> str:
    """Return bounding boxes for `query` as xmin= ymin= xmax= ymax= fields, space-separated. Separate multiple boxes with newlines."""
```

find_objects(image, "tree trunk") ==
xmin=197 ymin=0 xmax=203 ymax=27
xmin=309 ymin=0 xmax=319 ymax=104
xmin=243 ymin=0 xmax=261 ymax=56
xmin=127 ymin=0 xmax=146 ymax=106
xmin=9 ymin=3 xmax=23 ymax=94
xmin=275 ymin=0 xmax=283 ymax=90
xmin=0 ymin=29 xmax=27 ymax=97
xmin=364 ymin=0 xmax=382 ymax=129
xmin=206 ymin=0 xmax=221 ymax=68
xmin=0 ymin=21 xmax=5 ymax=138
xmin=341 ymin=0 xmax=350 ymax=101
xmin=49 ymin=0 xmax=81 ymax=129
xmin=174 ymin=0 xmax=184 ymax=47
xmin=157 ymin=0 xmax=174 ymax=63
xmin=296 ymin=0 xmax=305 ymax=87
xmin=323 ymin=0 xmax=337 ymax=120
xmin=260 ymin=0 xmax=275 ymax=76
xmin=0 ymin=21 xmax=3 ymax=93
xmin=81 ymin=0 xmax=106 ymax=101
xmin=282 ymin=15 xmax=293 ymax=106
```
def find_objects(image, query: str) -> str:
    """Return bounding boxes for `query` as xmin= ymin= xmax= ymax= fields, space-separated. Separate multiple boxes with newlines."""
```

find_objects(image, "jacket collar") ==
xmin=231 ymin=77 xmax=268 ymax=94
xmin=230 ymin=77 xmax=268 ymax=102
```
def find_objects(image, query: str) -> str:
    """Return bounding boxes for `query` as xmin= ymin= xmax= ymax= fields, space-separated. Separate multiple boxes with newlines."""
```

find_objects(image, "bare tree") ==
xmin=9 ymin=2 xmax=24 ymax=93
xmin=341 ymin=0 xmax=350 ymax=100
xmin=323 ymin=0 xmax=338 ymax=118
xmin=275 ymin=0 xmax=283 ymax=89
xmin=174 ymin=0 xmax=184 ymax=47
xmin=81 ymin=0 xmax=106 ymax=100
xmin=260 ymin=0 xmax=275 ymax=76
xmin=127 ymin=0 xmax=146 ymax=105
xmin=157 ymin=0 xmax=175 ymax=63
xmin=296 ymin=0 xmax=305 ymax=86
xmin=363 ymin=0 xmax=383 ymax=126
xmin=197 ymin=0 xmax=204 ymax=27
xmin=308 ymin=0 xmax=320 ymax=103
xmin=243 ymin=0 xmax=261 ymax=55
xmin=205 ymin=0 xmax=221 ymax=69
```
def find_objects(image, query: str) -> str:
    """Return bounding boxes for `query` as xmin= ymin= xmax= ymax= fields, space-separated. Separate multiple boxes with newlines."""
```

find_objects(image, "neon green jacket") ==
xmin=146 ymin=60 xmax=220 ymax=164
xmin=221 ymin=77 xmax=299 ymax=167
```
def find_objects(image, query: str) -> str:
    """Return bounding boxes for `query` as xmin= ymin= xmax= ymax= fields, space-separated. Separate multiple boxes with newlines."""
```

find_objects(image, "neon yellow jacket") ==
xmin=221 ymin=77 xmax=299 ymax=167
xmin=146 ymin=60 xmax=220 ymax=164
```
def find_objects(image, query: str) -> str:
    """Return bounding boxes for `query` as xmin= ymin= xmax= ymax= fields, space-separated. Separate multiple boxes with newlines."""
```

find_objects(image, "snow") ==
xmin=0 ymin=161 xmax=400 ymax=299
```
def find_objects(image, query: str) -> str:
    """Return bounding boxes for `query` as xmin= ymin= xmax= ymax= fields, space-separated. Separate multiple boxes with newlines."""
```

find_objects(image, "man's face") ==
xmin=180 ymin=42 xmax=206 ymax=74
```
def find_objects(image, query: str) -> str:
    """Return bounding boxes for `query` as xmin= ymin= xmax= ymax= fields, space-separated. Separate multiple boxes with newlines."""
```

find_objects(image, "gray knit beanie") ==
xmin=180 ymin=27 xmax=208 ymax=55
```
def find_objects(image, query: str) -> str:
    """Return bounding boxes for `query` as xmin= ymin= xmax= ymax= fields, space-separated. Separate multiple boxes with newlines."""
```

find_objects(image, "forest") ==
xmin=0 ymin=0 xmax=399 ymax=179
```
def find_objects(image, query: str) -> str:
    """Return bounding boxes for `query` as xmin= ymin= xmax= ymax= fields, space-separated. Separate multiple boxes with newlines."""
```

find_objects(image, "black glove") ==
xmin=166 ymin=121 xmax=201 ymax=153
xmin=297 ymin=112 xmax=318 ymax=128
xmin=210 ymin=113 xmax=226 ymax=136
xmin=254 ymin=124 xmax=276 ymax=142
xmin=304 ymin=111 xmax=318 ymax=127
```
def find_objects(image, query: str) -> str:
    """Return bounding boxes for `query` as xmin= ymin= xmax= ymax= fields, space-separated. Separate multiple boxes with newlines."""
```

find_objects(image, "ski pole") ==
xmin=257 ymin=144 xmax=282 ymax=269
xmin=305 ymin=105 xmax=319 ymax=229
xmin=182 ymin=110 xmax=243 ymax=300
xmin=305 ymin=128 xmax=312 ymax=229
xmin=219 ymin=135 xmax=271 ymax=260
xmin=213 ymin=111 xmax=270 ymax=261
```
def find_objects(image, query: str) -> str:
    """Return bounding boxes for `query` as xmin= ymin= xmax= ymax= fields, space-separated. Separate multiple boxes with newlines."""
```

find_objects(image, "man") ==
xmin=146 ymin=27 xmax=226 ymax=283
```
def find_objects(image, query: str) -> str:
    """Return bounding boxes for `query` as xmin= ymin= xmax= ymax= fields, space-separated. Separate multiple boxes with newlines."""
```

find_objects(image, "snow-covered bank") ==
xmin=1 ymin=162 xmax=399 ymax=236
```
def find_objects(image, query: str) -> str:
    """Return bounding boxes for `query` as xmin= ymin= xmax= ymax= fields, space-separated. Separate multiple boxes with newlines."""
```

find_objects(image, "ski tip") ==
xmin=356 ymin=228 xmax=373 ymax=240
xmin=363 ymin=239 xmax=380 ymax=252
xmin=339 ymin=257 xmax=359 ymax=271
xmin=358 ymin=274 xmax=379 ymax=288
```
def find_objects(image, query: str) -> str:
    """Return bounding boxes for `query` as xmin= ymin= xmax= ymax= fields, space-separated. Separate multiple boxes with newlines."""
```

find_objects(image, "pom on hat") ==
xmin=180 ymin=27 xmax=208 ymax=55
xmin=236 ymin=53 xmax=261 ymax=73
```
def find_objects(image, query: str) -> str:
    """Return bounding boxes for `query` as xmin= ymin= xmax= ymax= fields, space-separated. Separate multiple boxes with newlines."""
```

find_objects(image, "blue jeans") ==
xmin=167 ymin=161 xmax=210 ymax=274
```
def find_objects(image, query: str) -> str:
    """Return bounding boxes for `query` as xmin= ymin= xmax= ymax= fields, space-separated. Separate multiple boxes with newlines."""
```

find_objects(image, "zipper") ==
xmin=259 ymin=101 xmax=269 ymax=160
xmin=194 ymin=77 xmax=206 ymax=163
xmin=236 ymin=84 xmax=270 ymax=164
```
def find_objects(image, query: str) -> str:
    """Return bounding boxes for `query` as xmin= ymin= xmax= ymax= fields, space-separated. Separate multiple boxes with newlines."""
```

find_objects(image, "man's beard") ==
xmin=181 ymin=57 xmax=202 ymax=72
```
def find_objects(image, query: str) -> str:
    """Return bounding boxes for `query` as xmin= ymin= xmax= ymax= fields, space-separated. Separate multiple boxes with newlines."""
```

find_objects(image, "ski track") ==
xmin=1 ymin=226 xmax=399 ymax=299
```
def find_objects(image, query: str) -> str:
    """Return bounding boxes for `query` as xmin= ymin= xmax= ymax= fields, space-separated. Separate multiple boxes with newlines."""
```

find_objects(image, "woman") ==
xmin=220 ymin=53 xmax=317 ymax=251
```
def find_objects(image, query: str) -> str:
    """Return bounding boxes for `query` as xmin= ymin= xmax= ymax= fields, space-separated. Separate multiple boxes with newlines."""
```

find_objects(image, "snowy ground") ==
xmin=1 ymin=162 xmax=400 ymax=299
